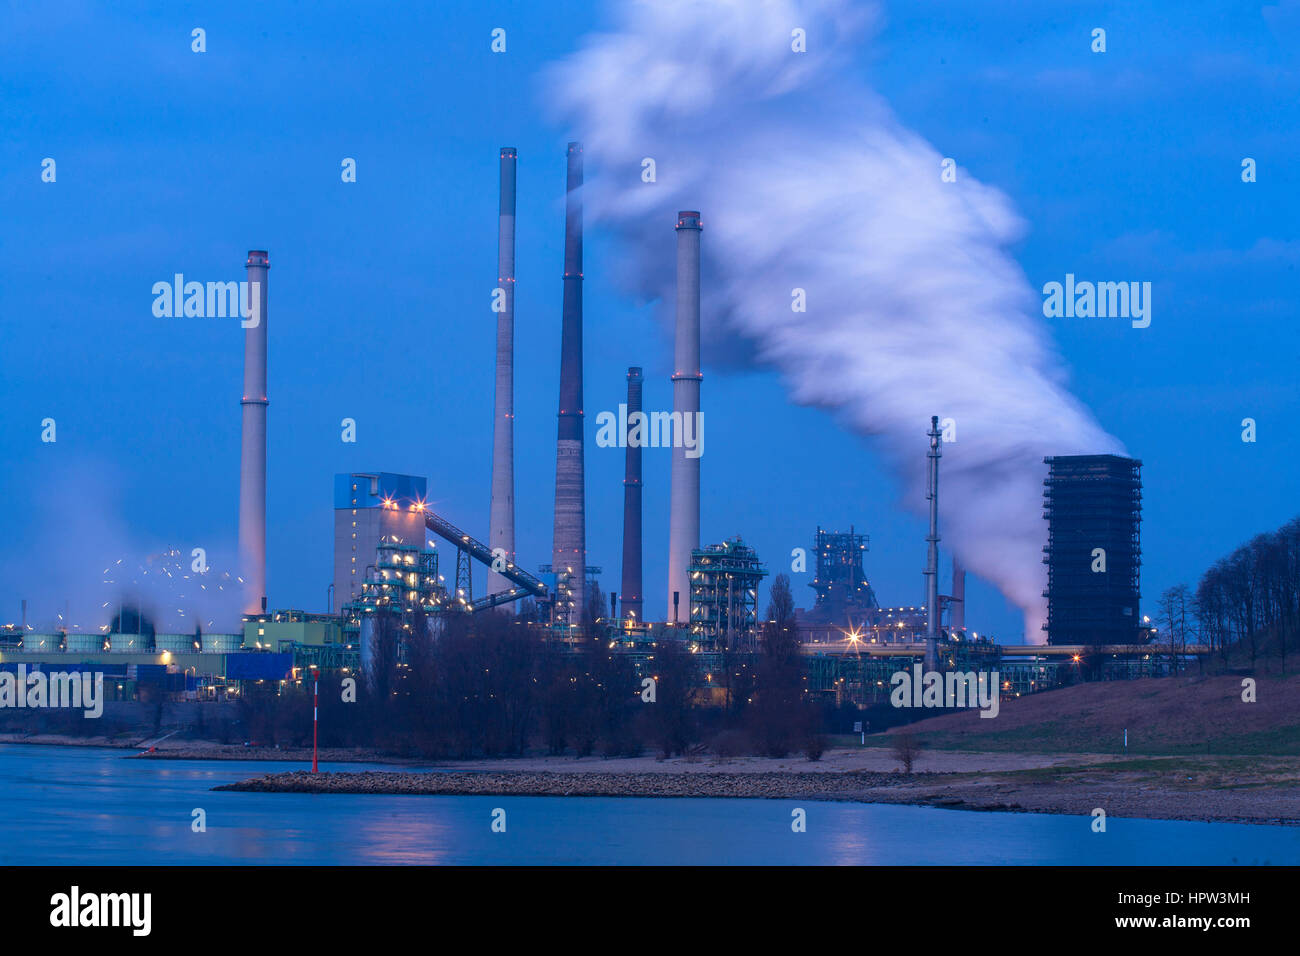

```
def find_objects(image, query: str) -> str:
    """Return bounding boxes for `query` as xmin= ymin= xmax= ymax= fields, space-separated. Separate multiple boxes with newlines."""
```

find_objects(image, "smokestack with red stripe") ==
xmin=552 ymin=142 xmax=586 ymax=623
xmin=239 ymin=250 xmax=269 ymax=615
xmin=620 ymin=366 xmax=644 ymax=621
xmin=666 ymin=211 xmax=702 ymax=621
xmin=488 ymin=147 xmax=517 ymax=595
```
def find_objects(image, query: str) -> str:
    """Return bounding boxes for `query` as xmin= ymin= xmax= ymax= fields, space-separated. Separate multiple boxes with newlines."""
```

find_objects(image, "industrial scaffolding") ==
xmin=1042 ymin=454 xmax=1143 ymax=645
xmin=806 ymin=525 xmax=878 ymax=623
xmin=356 ymin=538 xmax=444 ymax=616
xmin=688 ymin=538 xmax=767 ymax=651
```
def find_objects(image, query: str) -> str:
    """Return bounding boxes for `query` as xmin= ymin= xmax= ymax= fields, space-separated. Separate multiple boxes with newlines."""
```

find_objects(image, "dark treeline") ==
xmin=238 ymin=574 xmax=832 ymax=759
xmin=1164 ymin=515 xmax=1300 ymax=670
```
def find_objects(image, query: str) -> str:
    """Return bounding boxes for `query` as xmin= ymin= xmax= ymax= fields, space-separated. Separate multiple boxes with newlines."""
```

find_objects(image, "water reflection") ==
xmin=0 ymin=746 xmax=1295 ymax=865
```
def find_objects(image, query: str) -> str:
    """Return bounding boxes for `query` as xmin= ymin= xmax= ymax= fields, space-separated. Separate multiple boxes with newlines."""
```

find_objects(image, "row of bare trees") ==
xmin=1162 ymin=515 xmax=1300 ymax=671
xmin=236 ymin=574 xmax=826 ymax=759
xmin=347 ymin=610 xmax=647 ymax=757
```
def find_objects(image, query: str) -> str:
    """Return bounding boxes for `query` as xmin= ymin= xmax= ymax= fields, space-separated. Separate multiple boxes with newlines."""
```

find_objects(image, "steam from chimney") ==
xmin=546 ymin=0 xmax=1122 ymax=640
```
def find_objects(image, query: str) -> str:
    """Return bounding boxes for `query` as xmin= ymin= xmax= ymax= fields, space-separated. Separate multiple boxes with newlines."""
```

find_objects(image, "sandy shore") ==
xmin=0 ymin=734 xmax=428 ymax=764
xmin=429 ymin=749 xmax=1104 ymax=773
xmin=214 ymin=752 xmax=1300 ymax=826
xmin=14 ymin=734 xmax=1110 ymax=773
xmin=125 ymin=742 xmax=1127 ymax=774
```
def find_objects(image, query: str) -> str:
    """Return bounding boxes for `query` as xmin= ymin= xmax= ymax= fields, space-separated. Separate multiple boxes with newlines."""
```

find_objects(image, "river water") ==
xmin=1 ymin=745 xmax=1294 ymax=865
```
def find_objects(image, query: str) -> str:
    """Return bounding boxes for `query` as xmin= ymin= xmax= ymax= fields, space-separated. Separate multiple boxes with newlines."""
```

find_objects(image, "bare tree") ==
xmin=582 ymin=579 xmax=606 ymax=635
xmin=751 ymin=574 xmax=806 ymax=757
xmin=892 ymin=730 xmax=921 ymax=774
xmin=1158 ymin=584 xmax=1192 ymax=673
xmin=1195 ymin=566 xmax=1229 ymax=663
xmin=647 ymin=636 xmax=699 ymax=757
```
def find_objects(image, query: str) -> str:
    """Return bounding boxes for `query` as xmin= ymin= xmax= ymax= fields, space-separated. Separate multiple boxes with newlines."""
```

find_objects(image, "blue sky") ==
xmin=1 ymin=0 xmax=1297 ymax=639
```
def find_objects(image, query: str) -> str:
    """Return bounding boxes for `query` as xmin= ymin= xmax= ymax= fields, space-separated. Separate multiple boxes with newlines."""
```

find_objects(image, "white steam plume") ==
xmin=547 ymin=0 xmax=1124 ymax=642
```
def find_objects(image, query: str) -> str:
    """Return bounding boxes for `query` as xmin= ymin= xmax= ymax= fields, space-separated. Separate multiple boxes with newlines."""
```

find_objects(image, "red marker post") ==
xmin=311 ymin=666 xmax=319 ymax=774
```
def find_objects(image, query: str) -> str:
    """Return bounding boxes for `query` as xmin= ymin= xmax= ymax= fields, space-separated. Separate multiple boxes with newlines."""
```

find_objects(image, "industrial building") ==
xmin=0 ymin=142 xmax=1187 ymax=725
xmin=687 ymin=538 xmax=766 ymax=650
xmin=795 ymin=523 xmax=931 ymax=645
xmin=333 ymin=473 xmax=430 ymax=610
xmin=355 ymin=540 xmax=443 ymax=615
xmin=0 ymin=624 xmax=290 ymax=703
xmin=244 ymin=610 xmax=345 ymax=651
xmin=1043 ymin=454 xmax=1143 ymax=645
xmin=803 ymin=526 xmax=878 ymax=623
xmin=801 ymin=638 xmax=1202 ymax=708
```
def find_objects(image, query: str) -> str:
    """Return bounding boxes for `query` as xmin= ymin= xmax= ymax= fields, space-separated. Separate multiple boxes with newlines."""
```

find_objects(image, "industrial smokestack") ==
xmin=552 ymin=142 xmax=587 ymax=624
xmin=488 ymin=147 xmax=517 ymax=595
xmin=548 ymin=2 xmax=1126 ymax=641
xmin=951 ymin=556 xmax=966 ymax=630
xmin=924 ymin=415 xmax=942 ymax=670
xmin=620 ymin=366 xmax=644 ymax=621
xmin=239 ymin=250 xmax=269 ymax=616
xmin=666 ymin=211 xmax=702 ymax=621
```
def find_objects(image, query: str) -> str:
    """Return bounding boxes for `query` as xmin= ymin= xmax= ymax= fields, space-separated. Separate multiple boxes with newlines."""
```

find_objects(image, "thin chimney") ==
xmin=239 ymin=250 xmax=269 ymax=615
xmin=666 ymin=211 xmax=702 ymax=622
xmin=620 ymin=367 xmax=644 ymax=621
xmin=488 ymin=147 xmax=517 ymax=594
xmin=552 ymin=142 xmax=587 ymax=624
xmin=924 ymin=415 xmax=942 ymax=669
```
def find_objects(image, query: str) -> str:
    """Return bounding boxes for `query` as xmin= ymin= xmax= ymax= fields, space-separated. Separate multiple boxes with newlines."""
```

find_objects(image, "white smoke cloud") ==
xmin=0 ymin=458 xmax=242 ymax=636
xmin=547 ymin=0 xmax=1124 ymax=641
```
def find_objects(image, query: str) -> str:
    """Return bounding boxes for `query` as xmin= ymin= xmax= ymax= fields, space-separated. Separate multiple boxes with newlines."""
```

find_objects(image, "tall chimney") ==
xmin=239 ymin=250 xmax=269 ymax=615
xmin=924 ymin=415 xmax=942 ymax=669
xmin=666 ymin=211 xmax=702 ymax=622
xmin=620 ymin=366 xmax=644 ymax=620
xmin=951 ymin=556 xmax=966 ymax=630
xmin=552 ymin=142 xmax=587 ymax=624
xmin=488 ymin=147 xmax=517 ymax=595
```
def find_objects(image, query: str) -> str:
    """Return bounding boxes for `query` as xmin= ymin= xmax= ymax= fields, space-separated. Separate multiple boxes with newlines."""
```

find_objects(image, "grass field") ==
xmin=875 ymin=673 xmax=1300 ymax=756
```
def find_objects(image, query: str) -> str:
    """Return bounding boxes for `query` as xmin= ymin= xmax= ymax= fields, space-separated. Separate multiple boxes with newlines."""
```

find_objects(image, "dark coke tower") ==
xmin=1043 ymin=454 xmax=1143 ymax=645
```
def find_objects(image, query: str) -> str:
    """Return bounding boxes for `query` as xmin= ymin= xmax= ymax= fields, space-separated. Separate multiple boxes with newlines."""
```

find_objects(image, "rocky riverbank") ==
xmin=217 ymin=769 xmax=906 ymax=799
xmin=214 ymin=761 xmax=1300 ymax=826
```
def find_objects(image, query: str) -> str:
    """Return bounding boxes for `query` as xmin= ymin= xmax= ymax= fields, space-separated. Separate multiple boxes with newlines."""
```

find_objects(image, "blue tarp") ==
xmin=224 ymin=652 xmax=293 ymax=682
xmin=135 ymin=664 xmax=168 ymax=683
